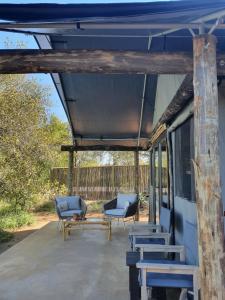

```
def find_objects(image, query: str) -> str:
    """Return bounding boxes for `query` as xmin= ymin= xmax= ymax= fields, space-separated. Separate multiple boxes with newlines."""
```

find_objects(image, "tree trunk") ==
xmin=193 ymin=34 xmax=225 ymax=300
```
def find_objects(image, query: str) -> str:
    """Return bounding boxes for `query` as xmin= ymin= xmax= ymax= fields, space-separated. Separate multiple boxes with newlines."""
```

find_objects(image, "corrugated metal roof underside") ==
xmin=49 ymin=33 xmax=159 ymax=149
xmin=1 ymin=1 xmax=225 ymax=149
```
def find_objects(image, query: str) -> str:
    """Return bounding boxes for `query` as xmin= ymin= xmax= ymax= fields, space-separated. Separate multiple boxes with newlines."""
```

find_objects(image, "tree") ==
xmin=103 ymin=151 xmax=149 ymax=166
xmin=75 ymin=151 xmax=102 ymax=167
xmin=0 ymin=74 xmax=51 ymax=209
xmin=45 ymin=115 xmax=71 ymax=168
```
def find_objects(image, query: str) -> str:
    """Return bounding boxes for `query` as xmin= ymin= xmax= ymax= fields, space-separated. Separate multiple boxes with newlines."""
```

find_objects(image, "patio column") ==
xmin=67 ymin=150 xmax=74 ymax=196
xmin=134 ymin=150 xmax=140 ymax=221
xmin=193 ymin=34 xmax=225 ymax=299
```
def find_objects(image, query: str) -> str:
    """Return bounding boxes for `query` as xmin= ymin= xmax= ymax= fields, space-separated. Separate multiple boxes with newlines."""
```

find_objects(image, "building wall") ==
xmin=152 ymin=77 xmax=225 ymax=266
xmin=170 ymin=83 xmax=225 ymax=264
xmin=153 ymin=74 xmax=185 ymax=126
xmin=173 ymin=196 xmax=198 ymax=265
xmin=171 ymin=129 xmax=198 ymax=265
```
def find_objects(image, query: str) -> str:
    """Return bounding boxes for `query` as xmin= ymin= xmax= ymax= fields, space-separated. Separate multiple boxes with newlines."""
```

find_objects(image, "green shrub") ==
xmin=0 ymin=202 xmax=34 ymax=230
xmin=34 ymin=182 xmax=67 ymax=213
xmin=139 ymin=192 xmax=149 ymax=209
xmin=87 ymin=200 xmax=105 ymax=213
xmin=35 ymin=200 xmax=55 ymax=213
xmin=0 ymin=230 xmax=13 ymax=243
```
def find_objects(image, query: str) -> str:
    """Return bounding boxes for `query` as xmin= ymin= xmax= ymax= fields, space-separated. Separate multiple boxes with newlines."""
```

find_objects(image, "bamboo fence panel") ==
xmin=51 ymin=165 xmax=150 ymax=200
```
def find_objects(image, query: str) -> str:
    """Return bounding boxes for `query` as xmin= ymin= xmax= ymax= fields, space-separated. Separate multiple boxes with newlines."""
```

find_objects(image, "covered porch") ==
xmin=0 ymin=1 xmax=224 ymax=300
xmin=0 ymin=222 xmax=129 ymax=300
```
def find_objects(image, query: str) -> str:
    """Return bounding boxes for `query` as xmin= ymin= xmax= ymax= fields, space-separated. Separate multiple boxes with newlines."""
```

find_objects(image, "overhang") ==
xmin=0 ymin=1 xmax=225 ymax=150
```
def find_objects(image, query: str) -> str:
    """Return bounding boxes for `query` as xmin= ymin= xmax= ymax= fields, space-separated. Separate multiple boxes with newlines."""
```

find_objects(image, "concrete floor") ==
xmin=0 ymin=222 xmax=129 ymax=300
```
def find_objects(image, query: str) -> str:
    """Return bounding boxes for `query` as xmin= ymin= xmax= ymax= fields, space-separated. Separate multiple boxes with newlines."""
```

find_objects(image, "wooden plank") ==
xmin=61 ymin=145 xmax=145 ymax=151
xmin=0 ymin=49 xmax=225 ymax=74
xmin=0 ymin=49 xmax=193 ymax=74
xmin=193 ymin=34 xmax=225 ymax=300
xmin=137 ymin=244 xmax=185 ymax=262
xmin=67 ymin=150 xmax=74 ymax=196
xmin=136 ymin=262 xmax=198 ymax=274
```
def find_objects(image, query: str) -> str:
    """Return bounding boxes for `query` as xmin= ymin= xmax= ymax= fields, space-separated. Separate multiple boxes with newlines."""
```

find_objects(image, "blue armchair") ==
xmin=55 ymin=196 xmax=87 ymax=223
xmin=103 ymin=193 xmax=138 ymax=224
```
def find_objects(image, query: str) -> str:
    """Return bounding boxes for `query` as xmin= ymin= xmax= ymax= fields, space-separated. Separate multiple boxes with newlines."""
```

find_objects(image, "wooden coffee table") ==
xmin=62 ymin=217 xmax=112 ymax=241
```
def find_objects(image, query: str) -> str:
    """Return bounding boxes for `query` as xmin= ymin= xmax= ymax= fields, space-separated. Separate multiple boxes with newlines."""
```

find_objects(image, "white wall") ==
xmin=153 ymin=74 xmax=185 ymax=126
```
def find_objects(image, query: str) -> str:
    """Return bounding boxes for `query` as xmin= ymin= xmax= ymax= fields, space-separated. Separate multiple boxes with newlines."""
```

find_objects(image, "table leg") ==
xmin=108 ymin=219 xmax=112 ymax=241
xmin=62 ymin=221 xmax=65 ymax=241
xmin=63 ymin=222 xmax=68 ymax=241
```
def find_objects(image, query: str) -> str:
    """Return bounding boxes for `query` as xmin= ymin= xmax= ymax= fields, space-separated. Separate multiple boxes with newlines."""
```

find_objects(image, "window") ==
xmin=175 ymin=117 xmax=195 ymax=201
xmin=161 ymin=139 xmax=169 ymax=206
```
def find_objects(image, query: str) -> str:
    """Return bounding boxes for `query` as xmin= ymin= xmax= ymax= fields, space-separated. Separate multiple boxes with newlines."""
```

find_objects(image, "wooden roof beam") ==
xmin=1 ymin=49 xmax=225 ymax=75
xmin=0 ymin=49 xmax=194 ymax=74
xmin=61 ymin=145 xmax=145 ymax=152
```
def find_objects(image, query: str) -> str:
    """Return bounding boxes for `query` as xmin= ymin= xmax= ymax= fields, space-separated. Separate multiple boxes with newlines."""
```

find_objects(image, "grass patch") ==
xmin=87 ymin=200 xmax=105 ymax=213
xmin=35 ymin=200 xmax=55 ymax=213
xmin=0 ymin=202 xmax=34 ymax=230
xmin=0 ymin=230 xmax=13 ymax=243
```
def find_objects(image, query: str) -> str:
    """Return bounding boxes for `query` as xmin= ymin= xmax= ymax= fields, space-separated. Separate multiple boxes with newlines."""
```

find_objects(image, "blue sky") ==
xmin=0 ymin=31 xmax=68 ymax=122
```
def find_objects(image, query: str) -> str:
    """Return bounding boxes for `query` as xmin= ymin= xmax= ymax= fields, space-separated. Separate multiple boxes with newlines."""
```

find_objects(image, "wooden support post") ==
xmin=134 ymin=150 xmax=140 ymax=221
xmin=193 ymin=34 xmax=225 ymax=299
xmin=67 ymin=150 xmax=74 ymax=196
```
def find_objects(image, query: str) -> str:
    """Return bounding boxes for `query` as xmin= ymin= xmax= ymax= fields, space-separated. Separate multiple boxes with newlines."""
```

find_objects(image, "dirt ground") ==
xmin=0 ymin=208 xmax=149 ymax=255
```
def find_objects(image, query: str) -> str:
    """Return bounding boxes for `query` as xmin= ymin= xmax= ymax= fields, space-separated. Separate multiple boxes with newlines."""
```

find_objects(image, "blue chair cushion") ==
xmin=146 ymin=273 xmax=193 ymax=288
xmin=60 ymin=209 xmax=83 ymax=217
xmin=67 ymin=196 xmax=80 ymax=210
xmin=136 ymin=237 xmax=165 ymax=245
xmin=117 ymin=193 xmax=137 ymax=209
xmin=57 ymin=199 xmax=68 ymax=212
xmin=159 ymin=207 xmax=171 ymax=233
xmin=105 ymin=208 xmax=126 ymax=217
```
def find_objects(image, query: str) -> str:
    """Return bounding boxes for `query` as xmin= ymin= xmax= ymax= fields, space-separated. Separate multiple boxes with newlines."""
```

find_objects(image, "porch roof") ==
xmin=1 ymin=1 xmax=225 ymax=150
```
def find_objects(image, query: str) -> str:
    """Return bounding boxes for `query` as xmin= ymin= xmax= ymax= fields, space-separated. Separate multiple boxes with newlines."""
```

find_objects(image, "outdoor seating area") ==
xmin=55 ymin=193 xmax=139 ymax=241
xmin=0 ymin=2 xmax=225 ymax=300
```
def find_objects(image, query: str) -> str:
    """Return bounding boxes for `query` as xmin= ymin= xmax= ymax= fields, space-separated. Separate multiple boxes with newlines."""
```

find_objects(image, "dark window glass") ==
xmin=175 ymin=117 xmax=195 ymax=201
xmin=161 ymin=139 xmax=169 ymax=207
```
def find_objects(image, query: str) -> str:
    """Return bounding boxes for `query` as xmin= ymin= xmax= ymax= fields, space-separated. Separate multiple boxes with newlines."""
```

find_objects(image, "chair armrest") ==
xmin=136 ymin=261 xmax=199 ymax=295
xmin=129 ymin=224 xmax=162 ymax=236
xmin=135 ymin=244 xmax=185 ymax=261
xmin=125 ymin=200 xmax=139 ymax=217
xmin=55 ymin=199 xmax=62 ymax=219
xmin=103 ymin=198 xmax=117 ymax=211
xmin=80 ymin=198 xmax=87 ymax=215
xmin=130 ymin=228 xmax=167 ymax=238
xmin=136 ymin=261 xmax=198 ymax=275
xmin=133 ymin=233 xmax=171 ymax=247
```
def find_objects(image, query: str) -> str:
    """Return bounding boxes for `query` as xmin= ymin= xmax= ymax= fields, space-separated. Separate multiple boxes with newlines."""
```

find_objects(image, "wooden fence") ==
xmin=51 ymin=165 xmax=150 ymax=200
